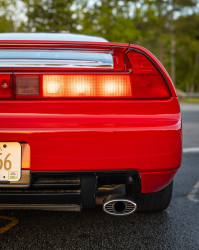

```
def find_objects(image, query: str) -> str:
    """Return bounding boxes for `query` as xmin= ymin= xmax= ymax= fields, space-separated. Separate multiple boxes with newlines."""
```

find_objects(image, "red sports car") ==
xmin=0 ymin=33 xmax=182 ymax=215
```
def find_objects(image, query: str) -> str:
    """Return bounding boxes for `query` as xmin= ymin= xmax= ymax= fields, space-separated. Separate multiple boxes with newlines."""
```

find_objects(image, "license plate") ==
xmin=0 ymin=142 xmax=21 ymax=181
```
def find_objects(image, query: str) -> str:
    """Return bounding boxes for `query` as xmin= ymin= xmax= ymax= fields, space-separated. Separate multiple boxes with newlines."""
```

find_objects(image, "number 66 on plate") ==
xmin=0 ymin=142 xmax=21 ymax=181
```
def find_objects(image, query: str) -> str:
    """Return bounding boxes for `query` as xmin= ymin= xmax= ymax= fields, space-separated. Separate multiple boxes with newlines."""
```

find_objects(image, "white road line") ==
xmin=187 ymin=181 xmax=199 ymax=203
xmin=183 ymin=147 xmax=199 ymax=153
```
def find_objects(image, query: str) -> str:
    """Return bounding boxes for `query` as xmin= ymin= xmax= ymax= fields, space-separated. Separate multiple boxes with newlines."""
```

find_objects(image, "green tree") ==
xmin=79 ymin=0 xmax=140 ymax=43
xmin=0 ymin=0 xmax=15 ymax=32
xmin=135 ymin=0 xmax=197 ymax=81
xmin=20 ymin=0 xmax=79 ymax=32
xmin=174 ymin=13 xmax=199 ymax=91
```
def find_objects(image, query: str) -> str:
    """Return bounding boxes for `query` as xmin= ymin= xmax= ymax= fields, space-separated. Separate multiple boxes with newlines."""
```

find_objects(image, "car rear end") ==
xmin=0 ymin=34 xmax=182 ymax=215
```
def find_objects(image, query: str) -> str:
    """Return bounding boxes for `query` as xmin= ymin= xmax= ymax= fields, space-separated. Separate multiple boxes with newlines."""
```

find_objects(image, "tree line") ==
xmin=1 ymin=0 xmax=199 ymax=92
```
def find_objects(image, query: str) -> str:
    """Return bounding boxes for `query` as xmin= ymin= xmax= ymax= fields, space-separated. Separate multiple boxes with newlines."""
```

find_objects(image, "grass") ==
xmin=179 ymin=98 xmax=199 ymax=103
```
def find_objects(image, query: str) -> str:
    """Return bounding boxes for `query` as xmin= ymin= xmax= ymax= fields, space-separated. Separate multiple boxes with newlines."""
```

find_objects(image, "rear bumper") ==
xmin=0 ymin=170 xmax=176 ymax=207
xmin=0 ymin=170 xmax=134 ymax=207
xmin=0 ymin=98 xmax=182 ymax=193
xmin=0 ymin=167 xmax=177 ymax=195
xmin=0 ymin=170 xmax=175 ymax=211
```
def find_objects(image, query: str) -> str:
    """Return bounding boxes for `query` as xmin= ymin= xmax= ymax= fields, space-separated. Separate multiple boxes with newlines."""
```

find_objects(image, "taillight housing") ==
xmin=15 ymin=74 xmax=133 ymax=99
xmin=0 ymin=50 xmax=171 ymax=100
xmin=127 ymin=51 xmax=171 ymax=99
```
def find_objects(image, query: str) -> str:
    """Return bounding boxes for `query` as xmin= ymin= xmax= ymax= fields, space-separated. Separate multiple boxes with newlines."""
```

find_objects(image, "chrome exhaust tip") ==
xmin=103 ymin=195 xmax=136 ymax=216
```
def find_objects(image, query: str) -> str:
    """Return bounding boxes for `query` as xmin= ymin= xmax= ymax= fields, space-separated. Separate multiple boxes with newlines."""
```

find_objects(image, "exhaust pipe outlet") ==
xmin=103 ymin=194 xmax=136 ymax=216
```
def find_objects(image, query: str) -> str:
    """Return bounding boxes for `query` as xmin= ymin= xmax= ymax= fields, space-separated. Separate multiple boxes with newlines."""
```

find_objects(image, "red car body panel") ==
xmin=0 ymin=98 xmax=182 ymax=193
xmin=0 ymin=39 xmax=182 ymax=193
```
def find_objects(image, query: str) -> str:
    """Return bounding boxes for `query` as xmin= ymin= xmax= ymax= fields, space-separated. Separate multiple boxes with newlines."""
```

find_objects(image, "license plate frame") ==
xmin=0 ymin=142 xmax=21 ymax=181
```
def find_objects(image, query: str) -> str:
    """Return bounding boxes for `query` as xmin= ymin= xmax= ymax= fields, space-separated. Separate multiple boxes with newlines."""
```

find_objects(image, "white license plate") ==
xmin=0 ymin=142 xmax=21 ymax=181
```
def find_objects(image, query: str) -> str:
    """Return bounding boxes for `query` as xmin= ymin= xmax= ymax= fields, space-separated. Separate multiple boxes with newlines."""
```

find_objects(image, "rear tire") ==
xmin=126 ymin=181 xmax=173 ymax=212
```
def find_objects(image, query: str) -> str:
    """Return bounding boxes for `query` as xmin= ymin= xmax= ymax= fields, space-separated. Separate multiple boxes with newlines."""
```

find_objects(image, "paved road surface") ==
xmin=181 ymin=103 xmax=199 ymax=148
xmin=0 ymin=103 xmax=199 ymax=250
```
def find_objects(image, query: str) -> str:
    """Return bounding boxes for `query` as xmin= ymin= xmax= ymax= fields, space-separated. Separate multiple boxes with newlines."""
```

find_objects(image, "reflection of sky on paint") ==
xmin=0 ymin=33 xmax=108 ymax=42
xmin=0 ymin=51 xmax=112 ymax=64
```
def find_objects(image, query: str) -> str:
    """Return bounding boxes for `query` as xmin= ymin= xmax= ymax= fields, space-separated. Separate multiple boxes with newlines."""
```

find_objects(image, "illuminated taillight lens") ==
xmin=16 ymin=76 xmax=40 ymax=96
xmin=127 ymin=51 xmax=171 ymax=99
xmin=43 ymin=75 xmax=132 ymax=98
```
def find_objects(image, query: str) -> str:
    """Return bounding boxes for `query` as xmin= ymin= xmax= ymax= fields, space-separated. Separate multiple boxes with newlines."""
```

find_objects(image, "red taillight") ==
xmin=12 ymin=51 xmax=171 ymax=100
xmin=0 ymin=74 xmax=11 ymax=99
xmin=127 ymin=51 xmax=171 ymax=99
xmin=16 ymin=76 xmax=40 ymax=96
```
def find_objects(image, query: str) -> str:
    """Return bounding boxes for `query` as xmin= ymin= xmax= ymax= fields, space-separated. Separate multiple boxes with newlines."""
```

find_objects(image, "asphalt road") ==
xmin=0 ymin=103 xmax=199 ymax=250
